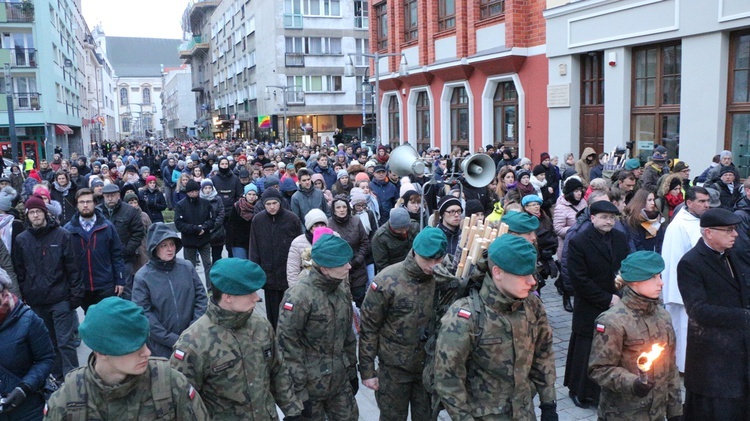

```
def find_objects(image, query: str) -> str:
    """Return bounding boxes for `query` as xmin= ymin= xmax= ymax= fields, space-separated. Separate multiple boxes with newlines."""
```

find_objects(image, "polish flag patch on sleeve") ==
xmin=596 ymin=324 xmax=606 ymax=333
xmin=43 ymin=404 xmax=48 ymax=416
xmin=457 ymin=309 xmax=472 ymax=319
xmin=174 ymin=349 xmax=186 ymax=360
xmin=283 ymin=302 xmax=294 ymax=311
xmin=370 ymin=282 xmax=378 ymax=291
xmin=188 ymin=385 xmax=196 ymax=400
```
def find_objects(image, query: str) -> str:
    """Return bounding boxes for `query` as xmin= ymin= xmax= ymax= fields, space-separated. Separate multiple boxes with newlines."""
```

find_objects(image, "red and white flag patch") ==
xmin=44 ymin=404 xmax=48 ymax=416
xmin=174 ymin=349 xmax=186 ymax=360
xmin=283 ymin=302 xmax=294 ymax=311
xmin=596 ymin=324 xmax=606 ymax=333
xmin=457 ymin=309 xmax=472 ymax=319
xmin=370 ymin=282 xmax=378 ymax=291
xmin=188 ymin=385 xmax=196 ymax=400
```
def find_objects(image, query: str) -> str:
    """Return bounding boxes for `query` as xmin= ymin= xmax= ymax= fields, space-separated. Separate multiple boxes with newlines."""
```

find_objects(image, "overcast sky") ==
xmin=82 ymin=0 xmax=185 ymax=39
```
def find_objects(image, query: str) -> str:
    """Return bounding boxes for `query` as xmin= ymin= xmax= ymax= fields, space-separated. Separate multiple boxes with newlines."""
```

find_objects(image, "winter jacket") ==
xmin=205 ymin=195 xmax=226 ymax=247
xmin=291 ymin=186 xmax=330 ymax=227
xmin=310 ymin=162 xmax=337 ymax=190
xmin=132 ymin=223 xmax=207 ymax=358
xmin=553 ymin=195 xmax=587 ymax=258
xmin=64 ymin=210 xmax=127 ymax=292
xmin=370 ymin=178 xmax=398 ymax=226
xmin=162 ymin=164 xmax=177 ymax=189
xmin=371 ymin=221 xmax=419 ymax=272
xmin=0 ymin=301 xmax=55 ymax=419
xmin=211 ymin=170 xmax=243 ymax=210
xmin=225 ymin=198 xmax=255 ymax=249
xmin=50 ymin=181 xmax=78 ymax=225
xmin=328 ymin=215 xmax=370 ymax=288
xmin=249 ymin=209 xmax=302 ymax=290
xmin=13 ymin=217 xmax=82 ymax=307
xmin=706 ymin=179 xmax=742 ymax=210
xmin=574 ymin=147 xmax=598 ymax=187
xmin=174 ymin=196 xmax=219 ymax=248
xmin=139 ymin=188 xmax=167 ymax=223
xmin=133 ymin=211 xmax=152 ymax=274
xmin=97 ymin=200 xmax=146 ymax=263
xmin=286 ymin=233 xmax=312 ymax=289
xmin=438 ymin=222 xmax=461 ymax=257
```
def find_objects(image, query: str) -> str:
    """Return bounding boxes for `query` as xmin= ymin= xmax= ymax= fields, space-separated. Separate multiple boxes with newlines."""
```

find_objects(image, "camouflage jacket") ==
xmin=44 ymin=355 xmax=209 ymax=421
xmin=359 ymin=251 xmax=434 ymax=380
xmin=277 ymin=266 xmax=357 ymax=402
xmin=588 ymin=286 xmax=682 ymax=420
xmin=434 ymin=274 xmax=556 ymax=421
xmin=169 ymin=300 xmax=302 ymax=420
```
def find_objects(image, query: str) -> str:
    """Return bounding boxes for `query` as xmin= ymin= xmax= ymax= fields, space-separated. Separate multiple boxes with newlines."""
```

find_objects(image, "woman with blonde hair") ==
xmin=172 ymin=172 xmax=191 ymax=205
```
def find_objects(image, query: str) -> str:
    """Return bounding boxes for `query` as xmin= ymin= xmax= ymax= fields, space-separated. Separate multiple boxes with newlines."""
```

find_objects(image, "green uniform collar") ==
xmin=207 ymin=299 xmax=252 ymax=330
xmin=308 ymin=266 xmax=345 ymax=293
xmin=402 ymin=252 xmax=432 ymax=282
xmin=480 ymin=273 xmax=524 ymax=313
xmin=621 ymin=286 xmax=660 ymax=316
xmin=87 ymin=353 xmax=143 ymax=400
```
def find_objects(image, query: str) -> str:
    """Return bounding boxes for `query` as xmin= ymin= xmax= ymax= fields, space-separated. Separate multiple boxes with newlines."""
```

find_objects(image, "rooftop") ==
xmin=105 ymin=37 xmax=183 ymax=77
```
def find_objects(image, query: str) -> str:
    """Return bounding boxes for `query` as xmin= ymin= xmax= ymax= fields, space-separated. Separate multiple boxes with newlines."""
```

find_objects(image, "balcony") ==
xmin=5 ymin=48 xmax=37 ymax=67
xmin=285 ymin=53 xmax=304 ymax=67
xmin=0 ymin=2 xmax=33 ymax=23
xmin=0 ymin=92 xmax=40 ymax=111
xmin=179 ymin=35 xmax=209 ymax=60
xmin=186 ymin=0 xmax=220 ymax=25
xmin=284 ymin=13 xmax=303 ymax=29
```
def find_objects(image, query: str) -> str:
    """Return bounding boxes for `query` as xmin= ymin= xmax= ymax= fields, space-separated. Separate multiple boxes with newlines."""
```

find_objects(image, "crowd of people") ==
xmin=0 ymin=136 xmax=747 ymax=420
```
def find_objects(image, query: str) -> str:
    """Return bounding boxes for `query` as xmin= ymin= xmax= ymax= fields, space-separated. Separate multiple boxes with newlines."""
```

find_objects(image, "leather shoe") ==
xmin=562 ymin=294 xmax=573 ymax=313
xmin=569 ymin=392 xmax=588 ymax=408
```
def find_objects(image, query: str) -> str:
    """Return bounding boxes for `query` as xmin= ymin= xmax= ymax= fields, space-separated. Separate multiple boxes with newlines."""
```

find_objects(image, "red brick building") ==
xmin=366 ymin=0 xmax=548 ymax=159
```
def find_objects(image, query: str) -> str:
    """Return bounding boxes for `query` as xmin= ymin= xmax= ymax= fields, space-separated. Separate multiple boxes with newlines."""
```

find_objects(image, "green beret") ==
xmin=80 ymin=297 xmax=150 ymax=356
xmin=488 ymin=235 xmax=537 ymax=276
xmin=620 ymin=251 xmax=665 ymax=282
xmin=501 ymin=210 xmax=539 ymax=234
xmin=624 ymin=158 xmax=642 ymax=170
xmin=312 ymin=234 xmax=353 ymax=267
xmin=211 ymin=258 xmax=266 ymax=295
xmin=413 ymin=227 xmax=448 ymax=259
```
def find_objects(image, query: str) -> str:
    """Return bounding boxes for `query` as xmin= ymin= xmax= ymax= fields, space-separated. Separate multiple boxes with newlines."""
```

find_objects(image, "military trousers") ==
xmin=375 ymin=364 xmax=430 ymax=421
xmin=305 ymin=380 xmax=359 ymax=421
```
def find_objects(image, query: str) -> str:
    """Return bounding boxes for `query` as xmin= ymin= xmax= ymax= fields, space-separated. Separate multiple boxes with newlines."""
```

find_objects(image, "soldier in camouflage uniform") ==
xmin=588 ymin=251 xmax=682 ymax=420
xmin=277 ymin=233 xmax=359 ymax=421
xmin=434 ymin=235 xmax=558 ymax=421
xmin=44 ymin=297 xmax=209 ymax=420
xmin=170 ymin=258 xmax=304 ymax=420
xmin=359 ymin=227 xmax=448 ymax=421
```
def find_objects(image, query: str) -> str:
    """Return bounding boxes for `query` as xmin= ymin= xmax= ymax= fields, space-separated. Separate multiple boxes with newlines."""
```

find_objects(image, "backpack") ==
xmin=62 ymin=358 xmax=173 ymax=420
xmin=422 ymin=259 xmax=487 ymax=419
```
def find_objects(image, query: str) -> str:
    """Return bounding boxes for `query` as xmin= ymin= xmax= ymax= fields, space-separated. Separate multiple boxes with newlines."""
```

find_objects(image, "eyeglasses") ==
xmin=709 ymin=226 xmax=736 ymax=233
xmin=444 ymin=209 xmax=462 ymax=216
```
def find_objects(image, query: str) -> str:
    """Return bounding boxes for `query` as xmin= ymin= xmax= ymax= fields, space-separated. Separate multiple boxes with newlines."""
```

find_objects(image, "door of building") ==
xmin=580 ymin=52 xmax=605 ymax=156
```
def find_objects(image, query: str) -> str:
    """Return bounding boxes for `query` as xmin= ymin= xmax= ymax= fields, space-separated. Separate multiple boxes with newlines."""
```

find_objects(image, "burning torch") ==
xmin=636 ymin=343 xmax=665 ymax=383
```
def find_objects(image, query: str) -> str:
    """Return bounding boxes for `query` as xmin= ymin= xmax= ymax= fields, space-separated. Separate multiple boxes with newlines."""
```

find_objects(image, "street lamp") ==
xmin=345 ymin=53 xmax=408 ymax=146
xmin=264 ymin=85 xmax=302 ymax=145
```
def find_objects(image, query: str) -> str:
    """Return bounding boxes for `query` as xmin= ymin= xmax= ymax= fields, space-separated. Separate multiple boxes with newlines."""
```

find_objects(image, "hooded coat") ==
xmin=132 ymin=223 xmax=208 ymax=358
xmin=574 ymin=147 xmax=599 ymax=188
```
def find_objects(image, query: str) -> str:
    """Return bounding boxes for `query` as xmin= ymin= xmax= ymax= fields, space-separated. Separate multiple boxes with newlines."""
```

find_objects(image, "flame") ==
xmin=636 ymin=343 xmax=665 ymax=372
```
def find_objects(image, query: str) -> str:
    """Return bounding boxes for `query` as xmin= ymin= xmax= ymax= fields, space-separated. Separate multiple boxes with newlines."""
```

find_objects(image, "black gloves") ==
xmin=539 ymin=402 xmax=558 ymax=421
xmin=2 ymin=385 xmax=28 ymax=409
xmin=350 ymin=376 xmax=359 ymax=396
xmin=633 ymin=378 xmax=654 ymax=397
xmin=301 ymin=400 xmax=312 ymax=418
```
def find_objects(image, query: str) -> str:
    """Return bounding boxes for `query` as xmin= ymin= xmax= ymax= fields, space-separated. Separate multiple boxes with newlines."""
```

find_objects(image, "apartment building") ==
xmin=163 ymin=64 xmax=198 ymax=139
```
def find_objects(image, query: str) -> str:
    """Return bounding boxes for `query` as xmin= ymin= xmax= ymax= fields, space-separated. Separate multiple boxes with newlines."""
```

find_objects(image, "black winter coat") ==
xmin=13 ymin=218 xmax=82 ymax=307
xmin=226 ymin=199 xmax=254 ymax=249
xmin=139 ymin=188 xmax=167 ymax=223
xmin=248 ymin=209 xmax=302 ymax=290
xmin=567 ymin=224 xmax=628 ymax=336
xmin=677 ymin=239 xmax=750 ymax=399
xmin=174 ymin=196 xmax=219 ymax=248
xmin=328 ymin=215 xmax=370 ymax=288
xmin=98 ymin=200 xmax=146 ymax=263
xmin=211 ymin=171 xmax=243 ymax=210
xmin=50 ymin=182 xmax=78 ymax=225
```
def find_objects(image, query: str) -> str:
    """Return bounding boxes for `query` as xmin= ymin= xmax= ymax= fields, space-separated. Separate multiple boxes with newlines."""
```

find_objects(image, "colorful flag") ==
xmin=258 ymin=115 xmax=271 ymax=129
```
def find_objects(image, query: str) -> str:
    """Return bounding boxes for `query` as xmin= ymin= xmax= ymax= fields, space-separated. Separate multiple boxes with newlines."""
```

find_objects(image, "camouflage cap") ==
xmin=413 ymin=227 xmax=448 ymax=259
xmin=211 ymin=258 xmax=266 ymax=295
xmin=501 ymin=210 xmax=539 ymax=234
xmin=80 ymin=297 xmax=150 ymax=356
xmin=620 ymin=251 xmax=665 ymax=283
xmin=488 ymin=234 xmax=537 ymax=276
xmin=312 ymin=234 xmax=353 ymax=267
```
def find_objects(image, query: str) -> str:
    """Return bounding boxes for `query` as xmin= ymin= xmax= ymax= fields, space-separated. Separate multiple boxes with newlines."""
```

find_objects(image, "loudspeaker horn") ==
xmin=387 ymin=144 xmax=426 ymax=177
xmin=461 ymin=153 xmax=495 ymax=187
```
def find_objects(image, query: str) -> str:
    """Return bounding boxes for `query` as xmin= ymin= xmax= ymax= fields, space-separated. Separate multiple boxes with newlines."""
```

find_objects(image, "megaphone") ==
xmin=460 ymin=154 xmax=495 ymax=187
xmin=387 ymin=144 xmax=426 ymax=177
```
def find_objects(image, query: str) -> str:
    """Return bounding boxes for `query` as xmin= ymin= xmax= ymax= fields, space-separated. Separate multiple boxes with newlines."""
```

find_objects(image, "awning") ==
xmin=55 ymin=125 xmax=73 ymax=135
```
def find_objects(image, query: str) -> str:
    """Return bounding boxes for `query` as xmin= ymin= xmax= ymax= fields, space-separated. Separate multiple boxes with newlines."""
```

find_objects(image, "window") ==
xmin=438 ymin=0 xmax=455 ymax=31
xmin=388 ymin=96 xmax=400 ymax=148
xmin=582 ymin=53 xmax=604 ymax=106
xmin=303 ymin=0 xmax=340 ymax=16
xmin=450 ymin=87 xmax=469 ymax=150
xmin=493 ymin=82 xmax=517 ymax=149
xmin=142 ymin=87 xmax=151 ymax=105
xmin=143 ymin=114 xmax=153 ymax=131
xmin=122 ymin=117 xmax=131 ymax=133
xmin=376 ymin=2 xmax=388 ymax=50
xmin=286 ymin=75 xmax=342 ymax=92
xmin=354 ymin=0 xmax=368 ymax=28
xmin=728 ymin=31 xmax=750 ymax=179
xmin=404 ymin=0 xmax=417 ymax=42
xmin=416 ymin=92 xmax=430 ymax=151
xmin=631 ymin=43 xmax=681 ymax=160
xmin=286 ymin=37 xmax=341 ymax=54
xmin=119 ymin=87 xmax=128 ymax=106
xmin=355 ymin=38 xmax=370 ymax=65
xmin=479 ymin=0 xmax=504 ymax=19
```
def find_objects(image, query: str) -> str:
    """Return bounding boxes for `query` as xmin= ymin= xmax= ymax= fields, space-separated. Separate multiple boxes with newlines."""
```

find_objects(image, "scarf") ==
xmin=0 ymin=214 xmax=14 ymax=253
xmin=200 ymin=188 xmax=218 ymax=201
xmin=639 ymin=208 xmax=662 ymax=239
xmin=355 ymin=210 xmax=371 ymax=235
xmin=0 ymin=292 xmax=17 ymax=325
xmin=516 ymin=181 xmax=535 ymax=196
xmin=235 ymin=197 xmax=256 ymax=221
xmin=665 ymin=192 xmax=684 ymax=218
xmin=333 ymin=212 xmax=351 ymax=225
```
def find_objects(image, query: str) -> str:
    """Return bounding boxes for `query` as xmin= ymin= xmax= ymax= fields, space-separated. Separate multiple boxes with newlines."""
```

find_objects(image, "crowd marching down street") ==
xmin=1 ymin=137 xmax=748 ymax=420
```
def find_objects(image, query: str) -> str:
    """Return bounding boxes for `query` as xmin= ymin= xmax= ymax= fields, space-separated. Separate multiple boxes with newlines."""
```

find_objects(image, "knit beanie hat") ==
xmin=305 ymin=208 xmax=328 ymax=231
xmin=464 ymin=199 xmax=484 ymax=216
xmin=25 ymin=195 xmax=47 ymax=213
xmin=0 ymin=186 xmax=17 ymax=211
xmin=312 ymin=227 xmax=335 ymax=244
xmin=355 ymin=172 xmax=370 ymax=184
xmin=563 ymin=176 xmax=584 ymax=195
xmin=337 ymin=169 xmax=349 ymax=180
xmin=200 ymin=179 xmax=214 ymax=189
xmin=123 ymin=192 xmax=139 ymax=203
xmin=185 ymin=179 xmax=200 ymax=193
xmin=437 ymin=195 xmax=462 ymax=216
xmin=389 ymin=208 xmax=411 ymax=229
xmin=532 ymin=165 xmax=546 ymax=176
xmin=244 ymin=183 xmax=258 ymax=195
xmin=261 ymin=188 xmax=283 ymax=204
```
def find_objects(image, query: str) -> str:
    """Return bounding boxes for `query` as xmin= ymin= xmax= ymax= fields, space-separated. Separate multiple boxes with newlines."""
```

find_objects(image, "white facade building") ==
xmin=163 ymin=64 xmax=197 ymax=138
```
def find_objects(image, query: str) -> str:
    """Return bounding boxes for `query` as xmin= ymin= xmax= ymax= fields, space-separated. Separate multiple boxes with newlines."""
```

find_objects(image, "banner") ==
xmin=258 ymin=115 xmax=271 ymax=129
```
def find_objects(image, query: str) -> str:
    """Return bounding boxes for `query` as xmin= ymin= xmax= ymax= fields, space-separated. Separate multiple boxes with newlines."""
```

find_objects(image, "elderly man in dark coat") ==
xmin=678 ymin=208 xmax=750 ymax=419
xmin=564 ymin=200 xmax=629 ymax=408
